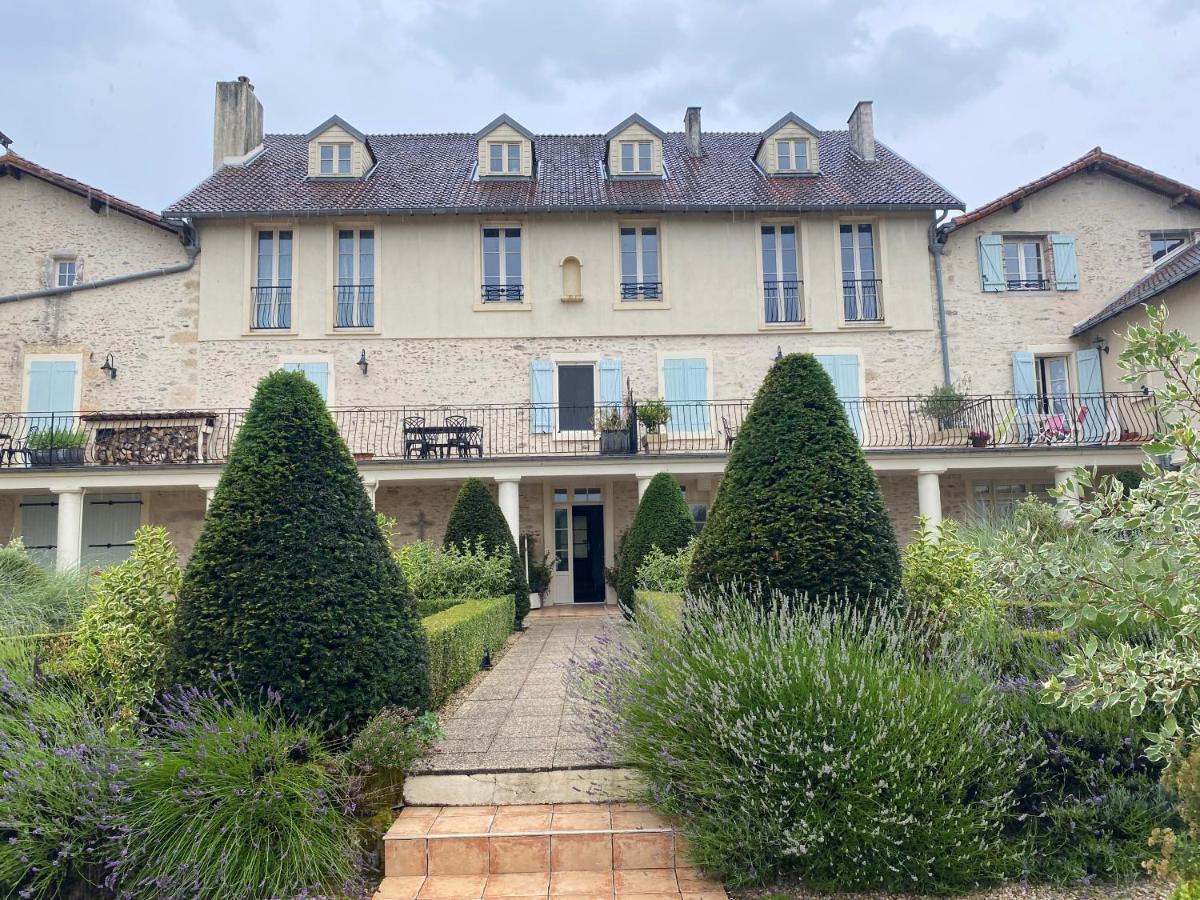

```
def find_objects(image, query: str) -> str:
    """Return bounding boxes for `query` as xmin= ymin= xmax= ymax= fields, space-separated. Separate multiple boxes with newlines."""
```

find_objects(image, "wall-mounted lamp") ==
xmin=100 ymin=353 xmax=117 ymax=380
xmin=1092 ymin=336 xmax=1110 ymax=355
xmin=357 ymin=349 xmax=368 ymax=376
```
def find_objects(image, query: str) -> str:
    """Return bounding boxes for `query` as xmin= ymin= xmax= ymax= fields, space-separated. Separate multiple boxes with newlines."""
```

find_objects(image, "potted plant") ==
xmin=968 ymin=429 xmax=991 ymax=448
xmin=28 ymin=427 xmax=88 ymax=466
xmin=596 ymin=408 xmax=629 ymax=454
xmin=521 ymin=534 xmax=553 ymax=609
xmin=919 ymin=384 xmax=968 ymax=429
xmin=637 ymin=399 xmax=672 ymax=451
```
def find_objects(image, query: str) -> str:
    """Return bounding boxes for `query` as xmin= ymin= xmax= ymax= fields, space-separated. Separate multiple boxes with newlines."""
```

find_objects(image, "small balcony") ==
xmin=842 ymin=278 xmax=883 ymax=323
xmin=480 ymin=283 xmax=524 ymax=303
xmin=334 ymin=284 xmax=375 ymax=328
xmin=0 ymin=393 xmax=1158 ymax=471
xmin=619 ymin=281 xmax=662 ymax=301
xmin=251 ymin=285 xmax=292 ymax=330
xmin=763 ymin=280 xmax=804 ymax=324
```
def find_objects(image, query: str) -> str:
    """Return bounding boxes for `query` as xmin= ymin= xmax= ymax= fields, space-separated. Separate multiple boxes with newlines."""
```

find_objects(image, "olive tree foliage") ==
xmin=998 ymin=303 xmax=1200 ymax=760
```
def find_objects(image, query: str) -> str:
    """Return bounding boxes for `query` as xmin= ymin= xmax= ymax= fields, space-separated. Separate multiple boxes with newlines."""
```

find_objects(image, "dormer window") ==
xmin=489 ymin=141 xmax=521 ymax=174
xmin=320 ymin=143 xmax=352 ymax=175
xmin=620 ymin=141 xmax=652 ymax=173
xmin=776 ymin=139 xmax=808 ymax=172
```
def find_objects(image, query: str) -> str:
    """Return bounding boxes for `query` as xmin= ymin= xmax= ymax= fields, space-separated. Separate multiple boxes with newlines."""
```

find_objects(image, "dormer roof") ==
xmin=305 ymin=114 xmax=369 ymax=145
xmin=755 ymin=112 xmax=822 ymax=156
xmin=474 ymin=114 xmax=535 ymax=143
xmin=604 ymin=113 xmax=666 ymax=142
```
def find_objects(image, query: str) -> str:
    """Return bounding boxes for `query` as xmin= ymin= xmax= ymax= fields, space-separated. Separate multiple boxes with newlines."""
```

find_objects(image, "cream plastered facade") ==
xmin=940 ymin=170 xmax=1200 ymax=395
xmin=0 ymin=163 xmax=1159 ymax=600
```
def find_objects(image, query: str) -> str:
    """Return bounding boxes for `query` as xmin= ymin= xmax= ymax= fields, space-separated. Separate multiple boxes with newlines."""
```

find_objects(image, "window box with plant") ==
xmin=637 ymin=399 xmax=672 ymax=451
xmin=968 ymin=429 xmax=991 ymax=448
xmin=596 ymin=408 xmax=630 ymax=454
xmin=27 ymin=427 xmax=88 ymax=466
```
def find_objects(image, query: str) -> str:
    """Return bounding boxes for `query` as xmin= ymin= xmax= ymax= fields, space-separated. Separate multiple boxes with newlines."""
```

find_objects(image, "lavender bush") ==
xmin=571 ymin=589 xmax=1021 ymax=891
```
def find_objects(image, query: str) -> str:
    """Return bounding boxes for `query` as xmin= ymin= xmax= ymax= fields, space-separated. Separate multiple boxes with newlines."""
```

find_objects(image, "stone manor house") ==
xmin=2 ymin=77 xmax=1199 ymax=606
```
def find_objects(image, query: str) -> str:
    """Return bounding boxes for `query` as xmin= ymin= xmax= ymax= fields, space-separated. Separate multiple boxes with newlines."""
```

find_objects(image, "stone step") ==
xmin=402 ymin=767 xmax=644 ymax=807
xmin=375 ymin=802 xmax=727 ymax=899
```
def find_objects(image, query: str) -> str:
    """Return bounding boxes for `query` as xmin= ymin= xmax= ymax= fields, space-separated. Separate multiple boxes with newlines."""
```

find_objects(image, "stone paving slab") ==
xmin=414 ymin=613 xmax=620 ymax=775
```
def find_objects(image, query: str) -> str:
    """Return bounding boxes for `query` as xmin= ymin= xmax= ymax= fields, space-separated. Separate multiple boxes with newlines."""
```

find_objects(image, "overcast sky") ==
xmin=3 ymin=0 xmax=1198 ymax=213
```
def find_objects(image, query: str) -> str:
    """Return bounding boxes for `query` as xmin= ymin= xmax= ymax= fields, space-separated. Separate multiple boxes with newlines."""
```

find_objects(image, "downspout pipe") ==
xmin=0 ymin=222 xmax=199 ymax=305
xmin=928 ymin=210 xmax=953 ymax=387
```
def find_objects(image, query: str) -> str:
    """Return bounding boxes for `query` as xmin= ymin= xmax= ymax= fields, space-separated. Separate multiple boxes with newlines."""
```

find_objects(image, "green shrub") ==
xmin=573 ymin=589 xmax=1019 ymax=890
xmin=635 ymin=540 xmax=695 ymax=595
xmin=634 ymin=590 xmax=682 ymax=625
xmin=114 ymin=684 xmax=360 ymax=900
xmin=0 ymin=540 xmax=89 ymax=636
xmin=423 ymin=596 xmax=515 ymax=706
xmin=416 ymin=597 xmax=468 ymax=618
xmin=688 ymin=353 xmax=901 ymax=603
xmin=636 ymin=399 xmax=671 ymax=433
xmin=397 ymin=538 xmax=513 ymax=602
xmin=26 ymin=427 xmax=87 ymax=450
xmin=68 ymin=525 xmax=181 ymax=717
xmin=617 ymin=472 xmax=695 ymax=615
xmin=170 ymin=370 xmax=429 ymax=731
xmin=901 ymin=518 xmax=999 ymax=638
xmin=346 ymin=705 xmax=441 ymax=817
xmin=443 ymin=478 xmax=529 ymax=626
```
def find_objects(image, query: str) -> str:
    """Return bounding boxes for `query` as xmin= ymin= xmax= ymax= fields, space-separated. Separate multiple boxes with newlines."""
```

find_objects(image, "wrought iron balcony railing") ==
xmin=0 ymin=393 xmax=1159 ymax=470
xmin=1006 ymin=278 xmax=1050 ymax=291
xmin=251 ymin=285 xmax=292 ymax=330
xmin=620 ymin=281 xmax=663 ymax=300
xmin=480 ymin=283 xmax=524 ymax=303
xmin=764 ymin=280 xmax=804 ymax=324
xmin=334 ymin=284 xmax=375 ymax=328
xmin=842 ymin=278 xmax=884 ymax=322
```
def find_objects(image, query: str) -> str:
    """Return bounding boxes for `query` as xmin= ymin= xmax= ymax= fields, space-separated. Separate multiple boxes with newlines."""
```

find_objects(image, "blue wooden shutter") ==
xmin=282 ymin=362 xmax=330 ymax=402
xmin=27 ymin=359 xmax=78 ymax=433
xmin=598 ymin=358 xmax=623 ymax=411
xmin=664 ymin=358 xmax=709 ymax=434
xmin=1012 ymin=351 xmax=1037 ymax=442
xmin=530 ymin=360 xmax=553 ymax=434
xmin=815 ymin=354 xmax=862 ymax=440
xmin=1050 ymin=234 xmax=1079 ymax=291
xmin=1075 ymin=348 xmax=1106 ymax=442
xmin=978 ymin=234 xmax=1005 ymax=292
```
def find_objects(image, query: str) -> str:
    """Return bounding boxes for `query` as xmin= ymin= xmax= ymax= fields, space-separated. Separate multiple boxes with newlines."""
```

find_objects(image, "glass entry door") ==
xmin=551 ymin=487 xmax=606 ymax=603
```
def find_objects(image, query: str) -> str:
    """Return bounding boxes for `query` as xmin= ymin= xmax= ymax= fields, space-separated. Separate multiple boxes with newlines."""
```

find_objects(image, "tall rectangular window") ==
xmin=557 ymin=363 xmax=595 ymax=432
xmin=840 ymin=223 xmax=880 ymax=321
xmin=619 ymin=225 xmax=660 ymax=299
xmin=1035 ymin=355 xmax=1071 ymax=416
xmin=335 ymin=229 xmax=375 ymax=328
xmin=481 ymin=227 xmax=523 ymax=301
xmin=1002 ymin=239 xmax=1044 ymax=289
xmin=761 ymin=224 xmax=801 ymax=323
xmin=253 ymin=230 xmax=292 ymax=329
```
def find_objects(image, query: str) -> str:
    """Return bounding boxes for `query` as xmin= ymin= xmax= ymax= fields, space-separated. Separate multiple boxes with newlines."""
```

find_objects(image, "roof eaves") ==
xmin=1071 ymin=245 xmax=1200 ymax=335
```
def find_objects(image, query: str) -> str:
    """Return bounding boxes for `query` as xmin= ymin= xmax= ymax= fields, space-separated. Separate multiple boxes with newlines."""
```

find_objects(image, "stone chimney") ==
xmin=212 ymin=76 xmax=263 ymax=171
xmin=847 ymin=100 xmax=875 ymax=162
xmin=684 ymin=106 xmax=703 ymax=158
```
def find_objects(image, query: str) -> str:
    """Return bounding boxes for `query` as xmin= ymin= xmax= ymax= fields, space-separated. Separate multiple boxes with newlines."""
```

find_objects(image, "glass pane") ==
xmin=482 ymin=229 xmax=499 ymax=282
xmin=338 ymin=144 xmax=351 ymax=173
xmin=778 ymin=141 xmax=791 ymax=170
xmin=490 ymin=143 xmax=503 ymax=172
xmin=558 ymin=364 xmax=595 ymax=432
xmin=338 ymin=230 xmax=354 ymax=282
xmin=1024 ymin=243 xmax=1042 ymax=280
xmin=839 ymin=224 xmax=855 ymax=279
xmin=507 ymin=143 xmax=520 ymax=173
xmin=621 ymin=142 xmax=633 ymax=171
xmin=780 ymin=225 xmax=798 ymax=279
xmin=359 ymin=230 xmax=374 ymax=285
xmin=638 ymin=141 xmax=651 ymax=171
xmin=257 ymin=231 xmax=273 ymax=283
xmin=277 ymin=231 xmax=292 ymax=284
xmin=857 ymin=224 xmax=875 ymax=278
xmin=504 ymin=229 xmax=521 ymax=284
xmin=320 ymin=145 xmax=333 ymax=174
xmin=641 ymin=228 xmax=658 ymax=281
xmin=1003 ymin=242 xmax=1021 ymax=280
xmin=620 ymin=227 xmax=637 ymax=281
xmin=554 ymin=507 xmax=568 ymax=572
xmin=760 ymin=226 xmax=777 ymax=278
xmin=794 ymin=141 xmax=808 ymax=170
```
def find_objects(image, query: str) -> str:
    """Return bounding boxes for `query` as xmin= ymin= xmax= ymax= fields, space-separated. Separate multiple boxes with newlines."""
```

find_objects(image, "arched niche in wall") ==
xmin=560 ymin=256 xmax=583 ymax=302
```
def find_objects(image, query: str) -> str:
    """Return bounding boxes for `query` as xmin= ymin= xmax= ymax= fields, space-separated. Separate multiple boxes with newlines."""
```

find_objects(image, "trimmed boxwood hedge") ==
xmin=617 ymin=472 xmax=695 ymax=616
xmin=423 ymin=596 xmax=515 ymax=707
xmin=416 ymin=598 xmax=469 ymax=619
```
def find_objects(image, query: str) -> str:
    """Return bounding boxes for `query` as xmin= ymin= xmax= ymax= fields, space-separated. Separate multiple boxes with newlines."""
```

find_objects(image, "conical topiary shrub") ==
xmin=617 ymin=472 xmax=695 ymax=616
xmin=687 ymin=353 xmax=900 ymax=603
xmin=169 ymin=370 xmax=429 ymax=731
xmin=443 ymin=478 xmax=530 ymax=626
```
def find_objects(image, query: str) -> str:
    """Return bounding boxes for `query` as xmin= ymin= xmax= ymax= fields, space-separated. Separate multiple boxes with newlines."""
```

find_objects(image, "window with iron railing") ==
xmin=761 ymin=224 xmax=803 ymax=323
xmin=481 ymin=227 xmax=523 ymax=303
xmin=253 ymin=229 xmax=293 ymax=329
xmin=335 ymin=228 xmax=374 ymax=327
xmin=1003 ymin=239 xmax=1046 ymax=290
xmin=619 ymin=225 xmax=661 ymax=300
xmin=840 ymin=223 xmax=882 ymax=322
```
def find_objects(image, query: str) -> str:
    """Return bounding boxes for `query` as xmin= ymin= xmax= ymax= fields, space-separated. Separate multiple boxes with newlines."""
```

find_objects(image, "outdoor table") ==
xmin=403 ymin=424 xmax=483 ymax=458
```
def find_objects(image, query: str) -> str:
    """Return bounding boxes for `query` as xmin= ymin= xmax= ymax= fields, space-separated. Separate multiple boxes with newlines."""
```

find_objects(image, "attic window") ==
xmin=1150 ymin=230 xmax=1191 ymax=263
xmin=776 ymin=139 xmax=809 ymax=172
xmin=489 ymin=142 xmax=521 ymax=174
xmin=620 ymin=141 xmax=652 ymax=173
xmin=319 ymin=143 xmax=352 ymax=175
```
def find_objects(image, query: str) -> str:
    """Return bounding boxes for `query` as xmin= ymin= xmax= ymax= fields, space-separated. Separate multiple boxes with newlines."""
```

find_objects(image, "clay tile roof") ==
xmin=0 ymin=151 xmax=177 ymax=232
xmin=1072 ymin=241 xmax=1200 ymax=335
xmin=952 ymin=147 xmax=1200 ymax=227
xmin=164 ymin=129 xmax=962 ymax=218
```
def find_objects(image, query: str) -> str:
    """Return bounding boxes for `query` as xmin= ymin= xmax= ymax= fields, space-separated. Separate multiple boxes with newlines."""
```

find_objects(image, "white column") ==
xmin=916 ymin=468 xmax=944 ymax=533
xmin=363 ymin=480 xmax=379 ymax=510
xmin=53 ymin=488 xmax=84 ymax=573
xmin=204 ymin=488 xmax=216 ymax=510
xmin=637 ymin=476 xmax=652 ymax=499
xmin=496 ymin=477 xmax=521 ymax=542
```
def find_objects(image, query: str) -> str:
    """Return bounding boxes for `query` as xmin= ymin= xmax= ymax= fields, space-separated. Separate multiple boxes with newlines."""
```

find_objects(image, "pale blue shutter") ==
xmin=1012 ymin=351 xmax=1037 ymax=442
xmin=530 ymin=360 xmax=553 ymax=434
xmin=19 ymin=496 xmax=58 ymax=569
xmin=1075 ymin=348 xmax=1106 ymax=442
xmin=27 ymin=359 xmax=78 ymax=433
xmin=1050 ymin=234 xmax=1079 ymax=291
xmin=282 ymin=362 xmax=330 ymax=403
xmin=599 ymin=358 xmax=623 ymax=411
xmin=978 ymin=234 xmax=1005 ymax=292
xmin=82 ymin=493 xmax=142 ymax=568
xmin=816 ymin=355 xmax=862 ymax=440
xmin=664 ymin=358 xmax=709 ymax=434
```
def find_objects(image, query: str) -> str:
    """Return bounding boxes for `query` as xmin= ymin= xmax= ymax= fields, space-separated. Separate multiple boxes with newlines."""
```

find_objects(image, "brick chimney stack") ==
xmin=212 ymin=76 xmax=263 ymax=171
xmin=685 ymin=106 xmax=703 ymax=158
xmin=847 ymin=100 xmax=875 ymax=162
